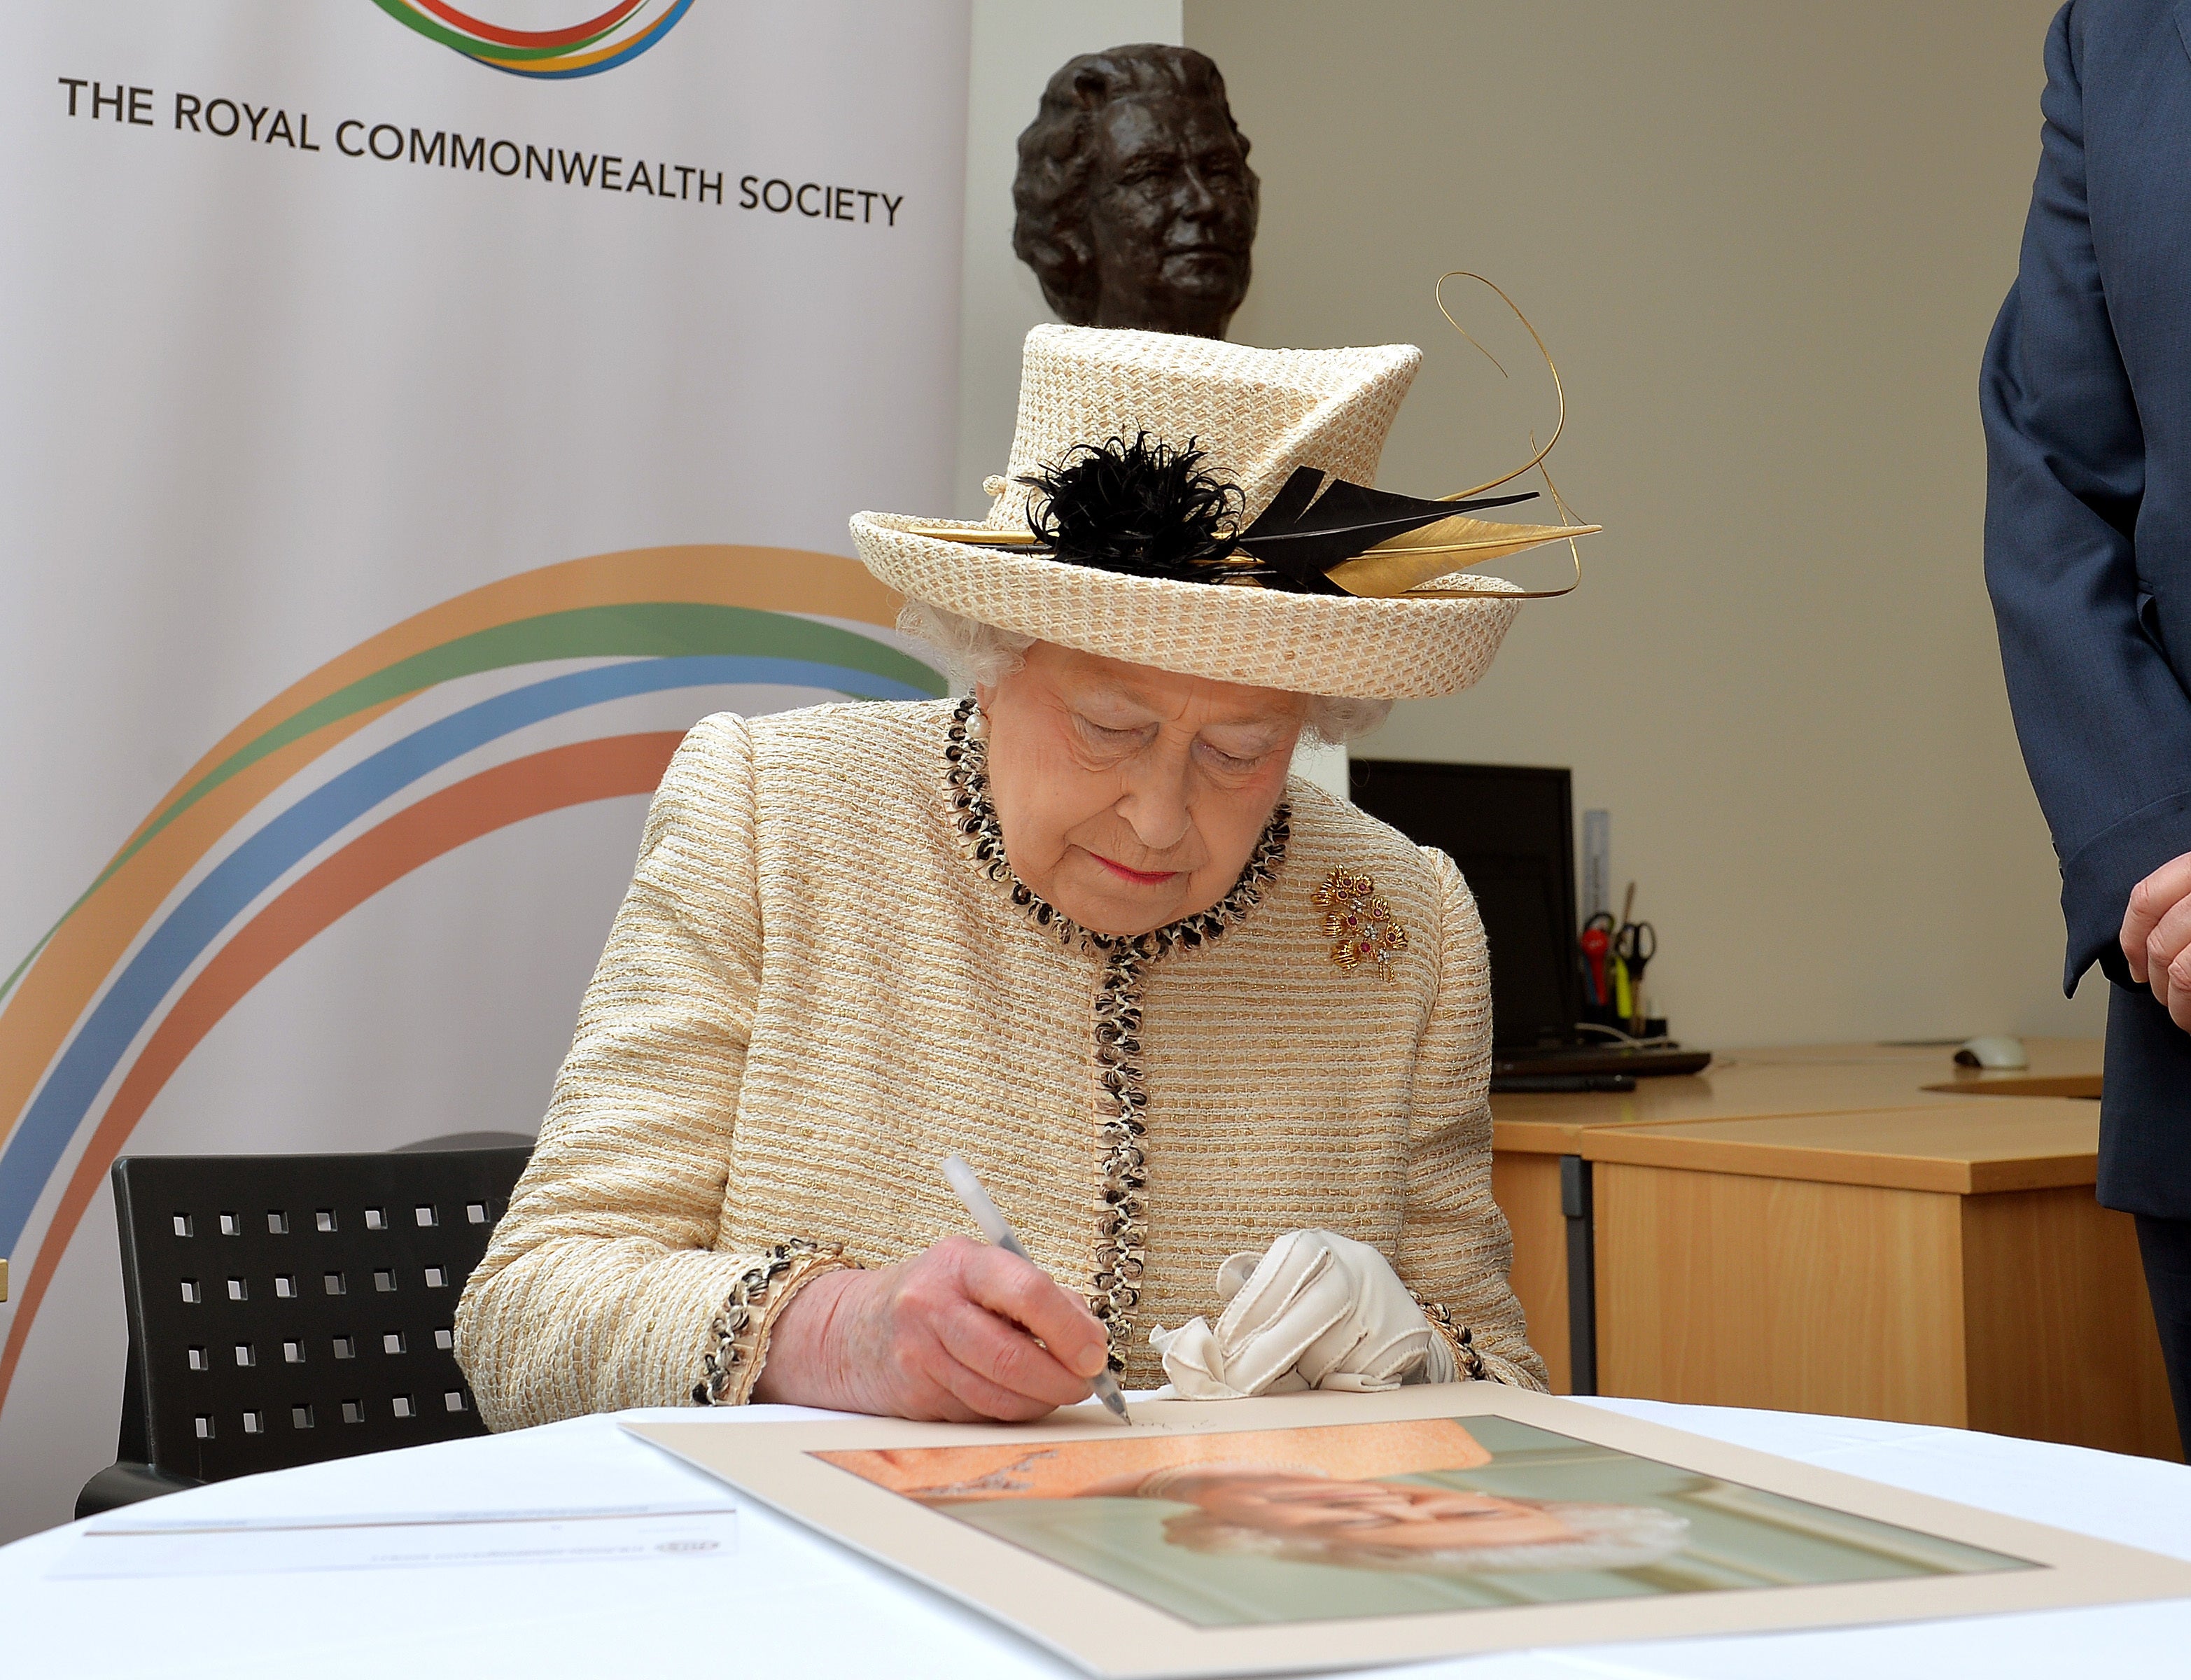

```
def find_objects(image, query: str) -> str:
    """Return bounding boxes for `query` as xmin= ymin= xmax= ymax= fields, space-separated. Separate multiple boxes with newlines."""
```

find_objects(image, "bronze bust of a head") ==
xmin=1013 ymin=44 xmax=1260 ymax=340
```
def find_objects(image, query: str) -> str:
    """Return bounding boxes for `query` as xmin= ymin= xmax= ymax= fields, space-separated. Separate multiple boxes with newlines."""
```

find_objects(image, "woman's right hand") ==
xmin=748 ymin=1236 xmax=1110 ymax=1420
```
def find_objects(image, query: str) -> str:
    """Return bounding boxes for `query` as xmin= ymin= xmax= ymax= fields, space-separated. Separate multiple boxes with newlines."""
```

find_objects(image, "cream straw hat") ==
xmin=850 ymin=323 xmax=1589 ymax=700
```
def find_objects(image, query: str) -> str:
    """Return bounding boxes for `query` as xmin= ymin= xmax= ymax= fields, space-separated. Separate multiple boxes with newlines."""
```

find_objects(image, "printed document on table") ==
xmin=48 ymin=1501 xmax=738 ymax=1578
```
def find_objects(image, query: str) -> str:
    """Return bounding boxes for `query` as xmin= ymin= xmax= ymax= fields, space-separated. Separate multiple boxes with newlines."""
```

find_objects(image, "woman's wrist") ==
xmin=748 ymin=1265 xmax=862 ymax=1408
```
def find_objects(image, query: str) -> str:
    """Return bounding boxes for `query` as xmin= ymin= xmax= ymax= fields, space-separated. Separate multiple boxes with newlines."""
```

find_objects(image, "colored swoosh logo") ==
xmin=370 ymin=0 xmax=694 ymax=78
xmin=0 ymin=545 xmax=941 ymax=1413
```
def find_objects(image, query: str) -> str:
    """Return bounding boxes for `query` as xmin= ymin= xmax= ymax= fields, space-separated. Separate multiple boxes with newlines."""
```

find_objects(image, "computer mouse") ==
xmin=1954 ymin=1035 xmax=2029 ymax=1070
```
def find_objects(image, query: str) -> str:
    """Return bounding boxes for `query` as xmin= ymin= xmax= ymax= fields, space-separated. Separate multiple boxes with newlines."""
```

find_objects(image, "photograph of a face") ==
xmin=818 ymin=1414 xmax=2029 ymax=1627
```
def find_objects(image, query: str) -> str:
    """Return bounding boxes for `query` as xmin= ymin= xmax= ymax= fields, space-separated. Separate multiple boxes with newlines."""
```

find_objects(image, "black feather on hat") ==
xmin=1020 ymin=433 xmax=1538 ymax=595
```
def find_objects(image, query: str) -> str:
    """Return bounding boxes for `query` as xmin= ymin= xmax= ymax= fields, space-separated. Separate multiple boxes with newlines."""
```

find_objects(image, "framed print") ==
xmin=626 ymin=1386 xmax=2191 ymax=1676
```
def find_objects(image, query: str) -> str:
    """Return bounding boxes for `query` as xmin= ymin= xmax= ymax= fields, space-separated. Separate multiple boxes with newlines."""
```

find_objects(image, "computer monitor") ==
xmin=1348 ymin=760 xmax=1579 ymax=1050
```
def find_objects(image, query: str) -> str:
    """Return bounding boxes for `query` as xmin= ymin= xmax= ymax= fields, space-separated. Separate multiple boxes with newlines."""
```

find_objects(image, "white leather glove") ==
xmin=1149 ymin=1229 xmax=1459 ymax=1400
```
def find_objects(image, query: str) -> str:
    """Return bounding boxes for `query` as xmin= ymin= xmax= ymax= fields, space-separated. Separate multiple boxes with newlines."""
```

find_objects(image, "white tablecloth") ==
xmin=4 ymin=1397 xmax=2186 ymax=1678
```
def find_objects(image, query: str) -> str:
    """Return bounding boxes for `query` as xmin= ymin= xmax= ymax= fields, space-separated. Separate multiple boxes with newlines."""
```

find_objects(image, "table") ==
xmin=1585 ymin=1100 xmax=2176 ymax=1458
xmin=1493 ymin=1040 xmax=2108 ymax=1394
xmin=4 ymin=1398 xmax=2188 ymax=1679
xmin=1488 ymin=1040 xmax=2174 ymax=1460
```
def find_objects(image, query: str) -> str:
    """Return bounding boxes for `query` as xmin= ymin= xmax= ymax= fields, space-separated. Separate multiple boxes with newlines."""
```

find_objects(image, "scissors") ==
xmin=1616 ymin=920 xmax=1657 ymax=1026
xmin=1578 ymin=911 xmax=1614 ymax=1007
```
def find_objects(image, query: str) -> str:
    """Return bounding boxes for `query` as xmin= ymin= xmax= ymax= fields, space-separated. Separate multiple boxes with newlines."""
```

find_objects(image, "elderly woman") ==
xmin=456 ymin=325 xmax=1576 ymax=1425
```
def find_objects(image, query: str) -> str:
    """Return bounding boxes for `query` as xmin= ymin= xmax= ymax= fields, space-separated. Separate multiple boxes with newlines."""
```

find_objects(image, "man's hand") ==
xmin=2121 ymin=852 xmax=2191 ymax=1030
xmin=748 ymin=1236 xmax=1109 ymax=1421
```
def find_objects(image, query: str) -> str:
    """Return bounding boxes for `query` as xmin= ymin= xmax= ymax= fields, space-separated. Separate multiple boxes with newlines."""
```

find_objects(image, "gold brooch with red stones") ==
xmin=1315 ymin=868 xmax=1407 ymax=976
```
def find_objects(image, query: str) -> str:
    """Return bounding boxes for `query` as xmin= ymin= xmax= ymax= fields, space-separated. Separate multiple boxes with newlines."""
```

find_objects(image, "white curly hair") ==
xmin=896 ymin=598 xmax=1393 ymax=748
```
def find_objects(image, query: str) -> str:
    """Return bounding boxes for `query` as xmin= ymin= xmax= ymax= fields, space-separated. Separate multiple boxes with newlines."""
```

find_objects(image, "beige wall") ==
xmin=956 ymin=1 xmax=1183 ymax=522
xmin=1184 ymin=0 xmax=2093 ymax=1048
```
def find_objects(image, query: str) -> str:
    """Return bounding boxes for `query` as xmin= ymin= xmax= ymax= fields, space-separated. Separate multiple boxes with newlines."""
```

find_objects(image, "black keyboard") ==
xmin=1490 ymin=1044 xmax=1714 ymax=1086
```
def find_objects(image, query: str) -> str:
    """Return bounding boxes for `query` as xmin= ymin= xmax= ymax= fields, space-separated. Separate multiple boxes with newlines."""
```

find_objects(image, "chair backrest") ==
xmin=110 ymin=1147 xmax=531 ymax=1483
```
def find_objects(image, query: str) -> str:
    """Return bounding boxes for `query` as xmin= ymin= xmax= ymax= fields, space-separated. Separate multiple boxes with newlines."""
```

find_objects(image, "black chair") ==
xmin=77 ymin=1144 xmax=531 ymax=1518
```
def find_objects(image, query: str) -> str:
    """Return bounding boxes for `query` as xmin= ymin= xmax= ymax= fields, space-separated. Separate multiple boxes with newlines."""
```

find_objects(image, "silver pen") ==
xmin=941 ymin=1154 xmax=1131 ymax=1425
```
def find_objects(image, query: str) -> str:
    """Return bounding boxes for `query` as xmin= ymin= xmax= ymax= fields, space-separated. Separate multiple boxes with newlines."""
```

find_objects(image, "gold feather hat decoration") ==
xmin=848 ymin=273 xmax=1594 ymax=699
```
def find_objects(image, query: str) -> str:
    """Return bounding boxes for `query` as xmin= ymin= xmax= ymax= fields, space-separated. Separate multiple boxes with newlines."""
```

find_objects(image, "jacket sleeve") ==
xmin=1392 ymin=847 xmax=1549 ymax=1392
xmin=454 ymin=713 xmax=849 ymax=1427
xmin=1982 ymin=0 xmax=2191 ymax=992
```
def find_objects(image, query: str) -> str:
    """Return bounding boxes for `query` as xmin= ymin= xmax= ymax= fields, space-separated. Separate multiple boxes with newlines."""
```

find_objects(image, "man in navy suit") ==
xmin=1984 ymin=0 xmax=2191 ymax=1454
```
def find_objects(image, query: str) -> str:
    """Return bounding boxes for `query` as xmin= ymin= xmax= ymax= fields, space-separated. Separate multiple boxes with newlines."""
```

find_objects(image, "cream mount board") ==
xmin=627 ymin=1385 xmax=2191 ymax=1676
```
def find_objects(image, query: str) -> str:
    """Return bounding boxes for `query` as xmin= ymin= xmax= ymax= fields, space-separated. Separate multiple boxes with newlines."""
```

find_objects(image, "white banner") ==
xmin=0 ymin=1 xmax=965 ymax=1538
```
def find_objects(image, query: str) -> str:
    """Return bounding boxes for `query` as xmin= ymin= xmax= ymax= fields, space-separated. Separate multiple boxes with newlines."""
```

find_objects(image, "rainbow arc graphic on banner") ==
xmin=0 ymin=547 xmax=942 ymax=1410
xmin=370 ymin=0 xmax=694 ymax=78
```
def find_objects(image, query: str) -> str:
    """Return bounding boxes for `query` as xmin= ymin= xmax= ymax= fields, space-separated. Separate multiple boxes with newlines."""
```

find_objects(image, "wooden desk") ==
xmin=1583 ymin=1101 xmax=2178 ymax=1462
xmin=1485 ymin=1040 xmax=2175 ymax=1460
xmin=1491 ymin=1037 xmax=2106 ymax=1156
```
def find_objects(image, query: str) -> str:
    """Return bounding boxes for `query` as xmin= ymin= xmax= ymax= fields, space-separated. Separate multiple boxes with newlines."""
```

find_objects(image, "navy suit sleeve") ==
xmin=1982 ymin=1 xmax=2191 ymax=993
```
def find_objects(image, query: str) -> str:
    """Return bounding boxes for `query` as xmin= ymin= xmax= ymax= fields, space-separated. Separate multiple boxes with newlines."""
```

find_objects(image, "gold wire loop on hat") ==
xmin=1436 ymin=270 xmax=1567 ymax=501
xmin=1404 ymin=270 xmax=1590 ymax=601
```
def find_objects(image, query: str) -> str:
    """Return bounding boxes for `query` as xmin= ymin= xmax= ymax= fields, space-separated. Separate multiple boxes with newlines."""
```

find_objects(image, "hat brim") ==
xmin=850 ymin=512 xmax=1521 ymax=700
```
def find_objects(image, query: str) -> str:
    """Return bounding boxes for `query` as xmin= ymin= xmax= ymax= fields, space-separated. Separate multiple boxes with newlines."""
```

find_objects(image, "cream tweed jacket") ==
xmin=455 ymin=699 xmax=1546 ymax=1427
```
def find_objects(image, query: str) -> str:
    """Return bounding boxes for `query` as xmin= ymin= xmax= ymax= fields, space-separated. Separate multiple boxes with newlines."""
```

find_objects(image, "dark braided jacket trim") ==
xmin=943 ymin=696 xmax=1289 ymax=1371
xmin=694 ymin=1238 xmax=855 ymax=1406
xmin=1413 ymin=1289 xmax=1491 ymax=1382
